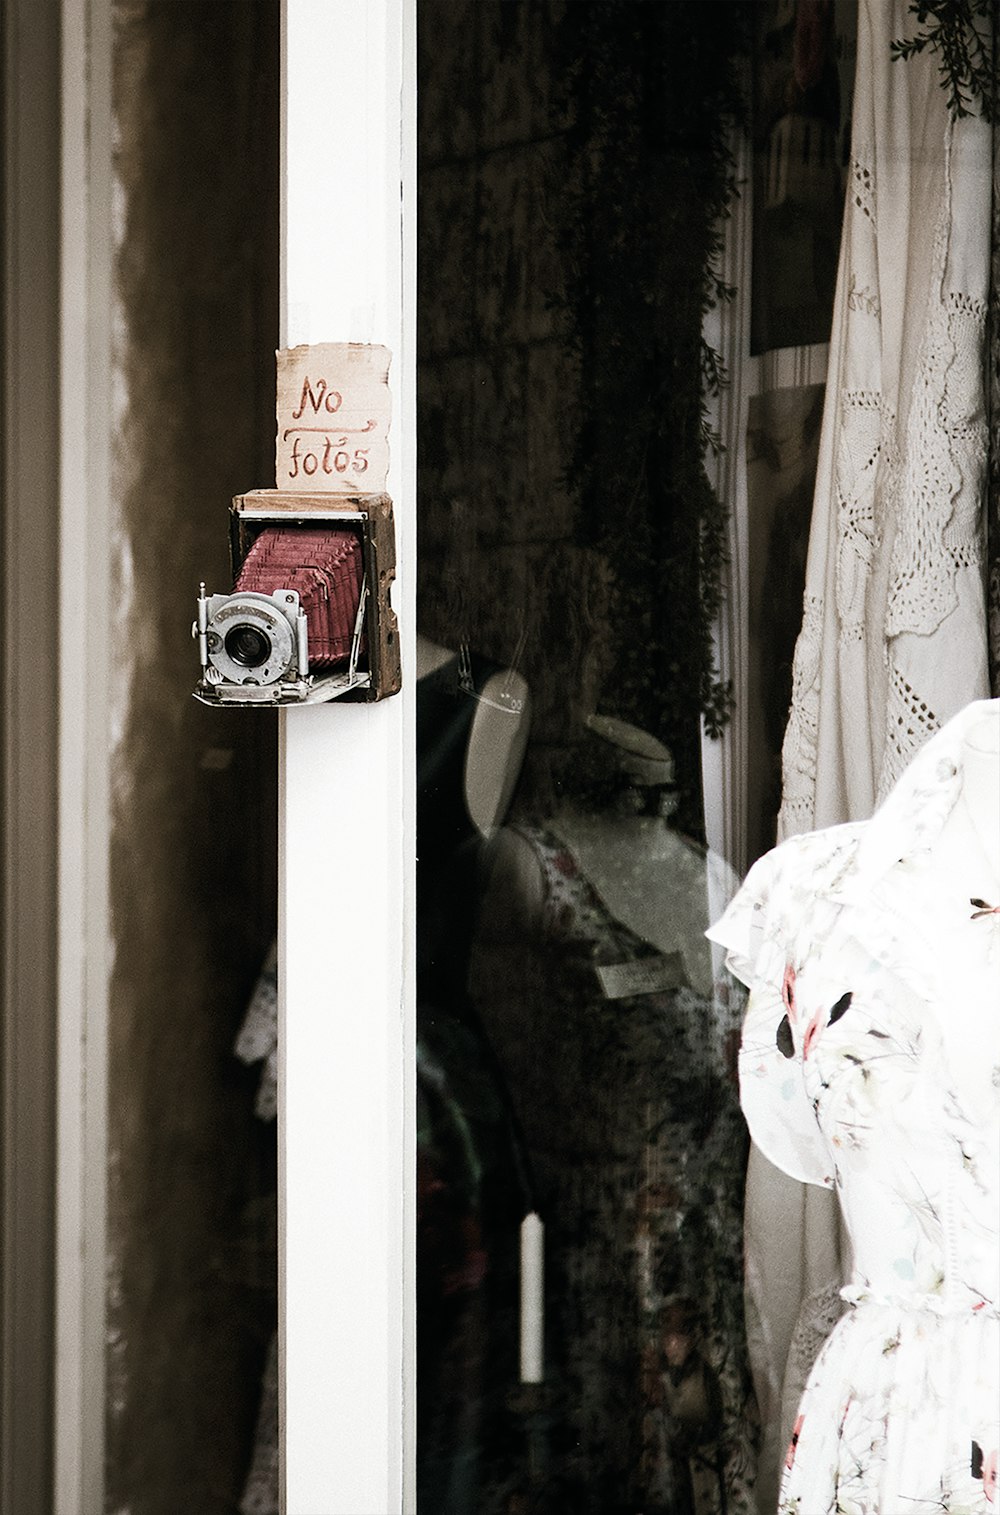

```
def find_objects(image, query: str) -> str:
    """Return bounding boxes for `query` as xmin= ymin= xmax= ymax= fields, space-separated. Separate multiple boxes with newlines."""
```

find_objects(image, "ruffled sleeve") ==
xmin=706 ymin=840 xmax=835 ymax=1190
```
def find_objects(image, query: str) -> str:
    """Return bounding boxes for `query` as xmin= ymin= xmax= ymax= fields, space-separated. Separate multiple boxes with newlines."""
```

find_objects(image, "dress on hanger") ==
xmin=709 ymin=701 xmax=1000 ymax=1513
xmin=778 ymin=0 xmax=992 ymax=838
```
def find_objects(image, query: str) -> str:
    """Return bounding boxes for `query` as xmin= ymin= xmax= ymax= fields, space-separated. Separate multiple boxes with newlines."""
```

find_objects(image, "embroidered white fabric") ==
xmin=777 ymin=0 xmax=991 ymax=841
xmin=759 ymin=4 xmax=993 ymax=1509
xmin=778 ymin=1282 xmax=846 ymax=1445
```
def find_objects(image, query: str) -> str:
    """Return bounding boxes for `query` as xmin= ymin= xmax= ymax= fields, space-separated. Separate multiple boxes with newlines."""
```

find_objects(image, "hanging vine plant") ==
xmin=551 ymin=3 xmax=750 ymax=833
xmin=891 ymin=0 xmax=996 ymax=120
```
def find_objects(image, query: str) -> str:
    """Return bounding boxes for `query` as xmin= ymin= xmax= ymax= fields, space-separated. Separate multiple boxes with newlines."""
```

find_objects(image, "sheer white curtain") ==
xmin=747 ymin=1 xmax=993 ymax=1508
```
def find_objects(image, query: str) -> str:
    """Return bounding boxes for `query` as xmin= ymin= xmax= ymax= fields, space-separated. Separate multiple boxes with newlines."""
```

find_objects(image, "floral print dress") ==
xmin=471 ymin=822 xmax=759 ymax=1514
xmin=709 ymin=700 xmax=1000 ymax=1515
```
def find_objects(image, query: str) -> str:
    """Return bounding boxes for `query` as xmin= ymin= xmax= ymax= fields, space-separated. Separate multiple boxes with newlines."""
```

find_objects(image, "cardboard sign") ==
xmin=276 ymin=343 xmax=391 ymax=493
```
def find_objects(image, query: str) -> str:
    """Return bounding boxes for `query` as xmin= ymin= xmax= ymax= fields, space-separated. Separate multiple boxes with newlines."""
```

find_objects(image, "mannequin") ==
xmin=550 ymin=715 xmax=736 ymax=999
xmin=481 ymin=714 xmax=737 ymax=991
xmin=709 ymin=699 xmax=1000 ymax=1515
xmin=469 ymin=715 xmax=758 ymax=1515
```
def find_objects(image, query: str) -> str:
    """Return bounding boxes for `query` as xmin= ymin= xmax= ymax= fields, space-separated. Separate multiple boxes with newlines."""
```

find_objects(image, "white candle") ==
xmin=519 ymin=1211 xmax=544 ymax=1384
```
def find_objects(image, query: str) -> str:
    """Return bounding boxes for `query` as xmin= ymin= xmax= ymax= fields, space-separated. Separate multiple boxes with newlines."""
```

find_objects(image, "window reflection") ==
xmin=416 ymin=5 xmax=775 ymax=1511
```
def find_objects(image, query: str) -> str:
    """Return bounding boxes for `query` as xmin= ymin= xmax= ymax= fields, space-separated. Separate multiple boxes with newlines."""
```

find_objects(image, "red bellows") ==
xmin=235 ymin=526 xmax=365 ymax=668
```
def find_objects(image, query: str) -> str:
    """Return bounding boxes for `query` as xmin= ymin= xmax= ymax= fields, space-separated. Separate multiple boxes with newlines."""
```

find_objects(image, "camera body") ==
xmin=195 ymin=587 xmax=311 ymax=700
xmin=193 ymin=490 xmax=400 ymax=707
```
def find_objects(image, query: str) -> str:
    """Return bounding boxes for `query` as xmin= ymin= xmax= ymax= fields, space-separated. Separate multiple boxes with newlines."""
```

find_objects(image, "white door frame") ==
xmin=279 ymin=3 xmax=416 ymax=1511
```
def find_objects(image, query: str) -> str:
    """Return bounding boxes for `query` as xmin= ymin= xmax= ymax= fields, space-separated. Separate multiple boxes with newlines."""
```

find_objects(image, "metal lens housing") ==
xmin=225 ymin=623 xmax=271 ymax=668
xmin=204 ymin=591 xmax=297 ymax=686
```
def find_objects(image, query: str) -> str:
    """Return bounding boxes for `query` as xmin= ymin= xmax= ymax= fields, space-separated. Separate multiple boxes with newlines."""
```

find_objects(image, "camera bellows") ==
xmin=235 ymin=526 xmax=364 ymax=668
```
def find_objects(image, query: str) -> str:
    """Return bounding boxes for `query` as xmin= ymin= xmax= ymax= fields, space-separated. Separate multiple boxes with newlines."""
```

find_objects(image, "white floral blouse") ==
xmin=709 ymin=700 xmax=1000 ymax=1514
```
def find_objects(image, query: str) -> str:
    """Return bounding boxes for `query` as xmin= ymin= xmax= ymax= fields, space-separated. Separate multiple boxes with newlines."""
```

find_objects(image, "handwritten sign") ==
xmin=276 ymin=342 xmax=391 ymax=493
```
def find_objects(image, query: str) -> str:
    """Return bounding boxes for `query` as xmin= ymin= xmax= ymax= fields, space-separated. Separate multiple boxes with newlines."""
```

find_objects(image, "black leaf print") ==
xmin=972 ymin=1441 xmax=984 ymax=1479
xmin=776 ymin=1014 xmax=794 ymax=1059
xmin=829 ymin=991 xmax=853 ymax=1025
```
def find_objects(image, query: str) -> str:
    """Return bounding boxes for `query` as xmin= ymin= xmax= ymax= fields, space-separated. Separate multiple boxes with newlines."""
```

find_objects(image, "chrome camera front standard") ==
xmin=197 ymin=587 xmax=308 ymax=689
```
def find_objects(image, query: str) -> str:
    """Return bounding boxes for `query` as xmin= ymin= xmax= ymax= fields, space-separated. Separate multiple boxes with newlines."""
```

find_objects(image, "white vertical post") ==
xmin=279 ymin=4 xmax=415 ymax=1514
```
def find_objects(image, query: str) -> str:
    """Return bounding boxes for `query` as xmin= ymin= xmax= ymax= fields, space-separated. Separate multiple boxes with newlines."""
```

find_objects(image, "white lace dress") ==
xmin=711 ymin=702 xmax=1000 ymax=1513
xmin=779 ymin=0 xmax=992 ymax=839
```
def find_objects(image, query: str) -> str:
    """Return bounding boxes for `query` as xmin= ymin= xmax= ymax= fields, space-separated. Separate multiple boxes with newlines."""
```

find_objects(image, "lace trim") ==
xmin=777 ymin=595 xmax=824 ymax=837
xmin=833 ymin=389 xmax=890 ymax=635
xmin=885 ymin=147 xmax=988 ymax=642
xmin=782 ymin=1282 xmax=846 ymax=1403
xmin=781 ymin=119 xmax=988 ymax=833
xmin=841 ymin=388 xmax=881 ymax=409
xmin=876 ymin=663 xmax=940 ymax=804
xmin=948 ymin=538 xmax=983 ymax=571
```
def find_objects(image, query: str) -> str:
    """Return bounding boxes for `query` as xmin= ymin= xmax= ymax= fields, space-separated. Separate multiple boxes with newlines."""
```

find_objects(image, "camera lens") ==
xmin=225 ymin=624 xmax=271 ymax=668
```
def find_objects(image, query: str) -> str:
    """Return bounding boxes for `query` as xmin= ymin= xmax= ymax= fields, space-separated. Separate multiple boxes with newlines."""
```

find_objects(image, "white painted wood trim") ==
xmin=701 ymin=128 xmax=829 ymax=880
xmin=702 ymin=132 xmax=754 ymax=880
xmin=279 ymin=3 xmax=415 ymax=1511
xmin=55 ymin=2 xmax=113 ymax=1512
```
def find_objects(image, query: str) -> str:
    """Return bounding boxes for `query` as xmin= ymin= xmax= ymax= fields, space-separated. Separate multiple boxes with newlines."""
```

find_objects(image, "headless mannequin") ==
xmin=416 ymin=634 xmax=531 ymax=840
xmin=468 ymin=714 xmax=757 ymax=1514
xmin=752 ymin=700 xmax=1000 ymax=1515
xmin=480 ymin=714 xmax=738 ymax=998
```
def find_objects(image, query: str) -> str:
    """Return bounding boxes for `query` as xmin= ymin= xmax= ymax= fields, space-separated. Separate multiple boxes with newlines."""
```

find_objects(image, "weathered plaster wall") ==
xmin=108 ymin=6 xmax=279 ymax=1511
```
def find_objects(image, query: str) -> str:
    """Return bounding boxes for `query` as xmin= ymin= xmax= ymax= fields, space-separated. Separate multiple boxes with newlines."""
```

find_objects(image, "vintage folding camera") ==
xmin=192 ymin=490 xmax=400 ymax=706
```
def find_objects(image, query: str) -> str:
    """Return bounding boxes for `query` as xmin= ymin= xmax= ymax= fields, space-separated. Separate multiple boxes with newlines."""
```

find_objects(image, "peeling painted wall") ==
xmin=108 ymin=6 xmax=279 ymax=1510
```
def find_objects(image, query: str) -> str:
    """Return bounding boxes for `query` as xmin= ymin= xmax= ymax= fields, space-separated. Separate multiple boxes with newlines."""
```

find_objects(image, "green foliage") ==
xmin=552 ymin=4 xmax=749 ymax=829
xmin=891 ymin=0 xmax=997 ymax=121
